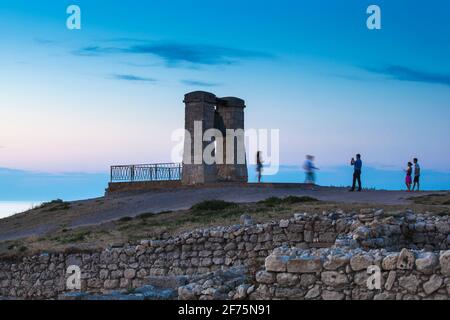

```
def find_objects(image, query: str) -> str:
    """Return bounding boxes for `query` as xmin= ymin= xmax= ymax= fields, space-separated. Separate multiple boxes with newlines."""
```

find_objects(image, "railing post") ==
xmin=110 ymin=166 xmax=113 ymax=182
xmin=131 ymin=165 xmax=135 ymax=182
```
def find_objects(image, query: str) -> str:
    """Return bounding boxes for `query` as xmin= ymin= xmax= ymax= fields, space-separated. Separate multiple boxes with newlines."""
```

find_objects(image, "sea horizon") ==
xmin=0 ymin=164 xmax=449 ymax=219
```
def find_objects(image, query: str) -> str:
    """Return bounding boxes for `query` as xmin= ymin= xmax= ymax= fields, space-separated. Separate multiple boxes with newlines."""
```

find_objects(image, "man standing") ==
xmin=412 ymin=158 xmax=421 ymax=191
xmin=350 ymin=154 xmax=362 ymax=192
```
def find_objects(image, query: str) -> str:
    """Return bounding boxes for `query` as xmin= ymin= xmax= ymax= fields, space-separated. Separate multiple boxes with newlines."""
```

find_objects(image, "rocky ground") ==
xmin=1 ymin=186 xmax=447 ymax=243
xmin=0 ymin=191 xmax=449 ymax=259
xmin=0 ymin=191 xmax=449 ymax=300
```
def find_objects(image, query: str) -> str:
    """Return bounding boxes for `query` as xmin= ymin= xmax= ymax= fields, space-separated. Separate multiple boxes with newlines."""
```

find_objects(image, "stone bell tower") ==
xmin=181 ymin=91 xmax=248 ymax=185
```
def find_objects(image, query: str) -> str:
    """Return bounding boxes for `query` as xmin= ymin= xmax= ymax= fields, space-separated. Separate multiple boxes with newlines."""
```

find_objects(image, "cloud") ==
xmin=181 ymin=79 xmax=220 ymax=87
xmin=75 ymin=41 xmax=272 ymax=66
xmin=364 ymin=65 xmax=450 ymax=87
xmin=110 ymin=74 xmax=157 ymax=83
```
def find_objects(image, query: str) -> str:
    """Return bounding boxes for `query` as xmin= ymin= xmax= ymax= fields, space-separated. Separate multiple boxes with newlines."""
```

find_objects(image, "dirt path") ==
xmin=0 ymin=185 xmax=445 ymax=242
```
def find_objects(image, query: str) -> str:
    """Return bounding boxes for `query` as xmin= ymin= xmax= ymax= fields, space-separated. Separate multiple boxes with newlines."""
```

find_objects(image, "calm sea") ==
xmin=0 ymin=165 xmax=448 ymax=220
xmin=0 ymin=201 xmax=43 ymax=220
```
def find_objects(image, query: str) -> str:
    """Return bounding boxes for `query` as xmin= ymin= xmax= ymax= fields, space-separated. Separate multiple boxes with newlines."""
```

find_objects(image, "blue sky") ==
xmin=0 ymin=1 xmax=449 ymax=182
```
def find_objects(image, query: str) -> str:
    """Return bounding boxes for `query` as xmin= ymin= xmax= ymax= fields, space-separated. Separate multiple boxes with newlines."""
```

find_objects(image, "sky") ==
xmin=0 ymin=1 xmax=449 ymax=187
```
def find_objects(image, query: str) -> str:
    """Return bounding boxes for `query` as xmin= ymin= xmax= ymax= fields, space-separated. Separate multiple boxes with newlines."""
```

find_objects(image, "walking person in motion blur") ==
xmin=303 ymin=155 xmax=319 ymax=185
xmin=349 ymin=154 xmax=363 ymax=192
xmin=256 ymin=151 xmax=263 ymax=183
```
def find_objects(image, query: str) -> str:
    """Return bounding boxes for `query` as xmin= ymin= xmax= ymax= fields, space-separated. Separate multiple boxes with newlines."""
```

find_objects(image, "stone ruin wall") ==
xmin=0 ymin=210 xmax=448 ymax=299
xmin=251 ymin=247 xmax=450 ymax=300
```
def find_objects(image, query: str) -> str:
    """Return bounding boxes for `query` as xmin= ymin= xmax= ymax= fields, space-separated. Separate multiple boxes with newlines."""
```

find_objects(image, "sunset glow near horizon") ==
xmin=1 ymin=0 xmax=449 ymax=174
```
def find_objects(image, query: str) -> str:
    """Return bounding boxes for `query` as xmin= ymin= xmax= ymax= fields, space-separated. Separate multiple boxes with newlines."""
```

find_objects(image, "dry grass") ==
xmin=408 ymin=193 xmax=450 ymax=205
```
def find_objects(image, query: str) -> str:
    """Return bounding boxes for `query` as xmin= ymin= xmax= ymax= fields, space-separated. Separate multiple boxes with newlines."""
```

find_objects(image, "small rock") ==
xmin=398 ymin=275 xmax=420 ymax=293
xmin=305 ymin=285 xmax=321 ymax=299
xmin=382 ymin=253 xmax=399 ymax=270
xmin=299 ymin=274 xmax=317 ymax=288
xmin=374 ymin=292 xmax=395 ymax=300
xmin=439 ymin=250 xmax=450 ymax=276
xmin=235 ymin=284 xmax=250 ymax=300
xmin=397 ymin=248 xmax=415 ymax=270
xmin=287 ymin=256 xmax=322 ymax=273
xmin=350 ymin=254 xmax=374 ymax=271
xmin=178 ymin=285 xmax=197 ymax=300
xmin=255 ymin=271 xmax=275 ymax=284
xmin=321 ymin=290 xmax=345 ymax=300
xmin=321 ymin=271 xmax=349 ymax=287
xmin=240 ymin=214 xmax=254 ymax=226
xmin=279 ymin=220 xmax=290 ymax=228
xmin=276 ymin=273 xmax=299 ymax=287
xmin=384 ymin=271 xmax=396 ymax=291
xmin=324 ymin=253 xmax=351 ymax=270
xmin=415 ymin=252 xmax=439 ymax=274
xmin=374 ymin=209 xmax=384 ymax=218
xmin=423 ymin=275 xmax=443 ymax=295
xmin=124 ymin=269 xmax=136 ymax=280
xmin=265 ymin=255 xmax=288 ymax=272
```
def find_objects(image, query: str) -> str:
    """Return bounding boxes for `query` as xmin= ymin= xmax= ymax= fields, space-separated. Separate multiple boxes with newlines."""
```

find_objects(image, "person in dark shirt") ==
xmin=412 ymin=158 xmax=421 ymax=191
xmin=256 ymin=151 xmax=263 ymax=183
xmin=349 ymin=154 xmax=362 ymax=192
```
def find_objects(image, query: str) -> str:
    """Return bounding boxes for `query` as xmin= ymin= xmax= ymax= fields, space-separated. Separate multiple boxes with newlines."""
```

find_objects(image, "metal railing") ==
xmin=110 ymin=163 xmax=182 ymax=183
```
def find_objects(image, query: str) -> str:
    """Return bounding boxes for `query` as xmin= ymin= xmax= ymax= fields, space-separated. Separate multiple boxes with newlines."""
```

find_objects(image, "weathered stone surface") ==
xmin=299 ymin=274 xmax=317 ymax=288
xmin=397 ymin=249 xmax=415 ymax=270
xmin=439 ymin=250 xmax=450 ymax=276
xmin=255 ymin=271 xmax=275 ymax=285
xmin=305 ymin=285 xmax=321 ymax=299
xmin=321 ymin=290 xmax=344 ymax=300
xmin=124 ymin=269 xmax=136 ymax=280
xmin=321 ymin=272 xmax=349 ymax=287
xmin=350 ymin=254 xmax=373 ymax=271
xmin=265 ymin=255 xmax=287 ymax=272
xmin=103 ymin=279 xmax=119 ymax=290
xmin=374 ymin=292 xmax=395 ymax=300
xmin=279 ymin=220 xmax=290 ymax=228
xmin=178 ymin=285 xmax=197 ymax=300
xmin=415 ymin=252 xmax=438 ymax=274
xmin=385 ymin=271 xmax=396 ymax=291
xmin=398 ymin=275 xmax=420 ymax=293
xmin=323 ymin=253 xmax=350 ymax=270
xmin=287 ymin=256 xmax=322 ymax=273
xmin=423 ymin=275 xmax=443 ymax=295
xmin=382 ymin=253 xmax=399 ymax=270
xmin=276 ymin=273 xmax=299 ymax=287
xmin=234 ymin=284 xmax=250 ymax=300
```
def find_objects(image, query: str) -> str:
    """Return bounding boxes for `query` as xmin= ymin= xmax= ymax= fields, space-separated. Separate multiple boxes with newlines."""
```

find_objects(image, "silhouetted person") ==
xmin=349 ymin=154 xmax=362 ymax=192
xmin=303 ymin=155 xmax=319 ymax=184
xmin=256 ymin=151 xmax=263 ymax=183
xmin=412 ymin=158 xmax=421 ymax=191
xmin=405 ymin=161 xmax=413 ymax=191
